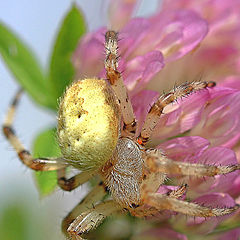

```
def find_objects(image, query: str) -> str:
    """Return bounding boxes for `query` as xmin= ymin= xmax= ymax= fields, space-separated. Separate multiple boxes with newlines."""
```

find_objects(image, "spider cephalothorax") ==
xmin=3 ymin=30 xmax=240 ymax=240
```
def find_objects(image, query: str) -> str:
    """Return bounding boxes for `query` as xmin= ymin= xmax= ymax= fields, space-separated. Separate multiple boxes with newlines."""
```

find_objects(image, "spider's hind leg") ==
xmin=2 ymin=89 xmax=66 ymax=171
xmin=57 ymin=168 xmax=97 ymax=191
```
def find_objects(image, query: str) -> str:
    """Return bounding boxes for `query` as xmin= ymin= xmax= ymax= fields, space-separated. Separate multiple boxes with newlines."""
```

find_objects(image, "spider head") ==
xmin=57 ymin=78 xmax=120 ymax=170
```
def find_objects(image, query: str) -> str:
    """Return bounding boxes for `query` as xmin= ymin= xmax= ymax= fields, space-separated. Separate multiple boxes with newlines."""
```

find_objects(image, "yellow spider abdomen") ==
xmin=57 ymin=78 xmax=120 ymax=170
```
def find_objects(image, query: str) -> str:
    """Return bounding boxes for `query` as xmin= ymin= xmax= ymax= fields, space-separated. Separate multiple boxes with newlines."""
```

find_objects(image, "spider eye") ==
xmin=57 ymin=78 xmax=120 ymax=170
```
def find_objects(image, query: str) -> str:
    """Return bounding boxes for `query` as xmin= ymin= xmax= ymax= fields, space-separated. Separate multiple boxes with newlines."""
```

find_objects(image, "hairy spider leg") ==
xmin=130 ymin=182 xmax=188 ymax=218
xmin=62 ymin=181 xmax=107 ymax=237
xmin=67 ymin=200 xmax=122 ymax=240
xmin=137 ymin=81 xmax=216 ymax=145
xmin=145 ymin=149 xmax=240 ymax=177
xmin=57 ymin=168 xmax=97 ymax=191
xmin=105 ymin=30 xmax=137 ymax=137
xmin=138 ymin=149 xmax=240 ymax=217
xmin=142 ymin=192 xmax=239 ymax=218
xmin=2 ymin=89 xmax=67 ymax=171
xmin=167 ymin=184 xmax=188 ymax=198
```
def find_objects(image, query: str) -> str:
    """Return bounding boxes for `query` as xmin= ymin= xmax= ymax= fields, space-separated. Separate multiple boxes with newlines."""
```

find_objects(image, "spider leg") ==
xmin=131 ymin=178 xmax=188 ymax=218
xmin=137 ymin=81 xmax=216 ymax=145
xmin=67 ymin=200 xmax=122 ymax=240
xmin=2 ymin=89 xmax=67 ymax=171
xmin=167 ymin=184 xmax=188 ymax=199
xmin=142 ymin=191 xmax=239 ymax=217
xmin=105 ymin=30 xmax=136 ymax=137
xmin=141 ymin=169 xmax=187 ymax=200
xmin=57 ymin=168 xmax=97 ymax=191
xmin=145 ymin=149 xmax=240 ymax=177
xmin=62 ymin=181 xmax=107 ymax=237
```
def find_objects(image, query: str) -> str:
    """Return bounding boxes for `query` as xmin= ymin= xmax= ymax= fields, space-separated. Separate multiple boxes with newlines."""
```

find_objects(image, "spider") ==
xmin=3 ymin=30 xmax=240 ymax=240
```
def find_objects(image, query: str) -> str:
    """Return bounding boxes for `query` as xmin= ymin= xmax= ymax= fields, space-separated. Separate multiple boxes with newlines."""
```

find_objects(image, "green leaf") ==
xmin=0 ymin=22 xmax=55 ymax=109
xmin=49 ymin=4 xmax=86 ymax=105
xmin=33 ymin=128 xmax=61 ymax=196
xmin=0 ymin=200 xmax=53 ymax=240
xmin=0 ymin=204 xmax=28 ymax=240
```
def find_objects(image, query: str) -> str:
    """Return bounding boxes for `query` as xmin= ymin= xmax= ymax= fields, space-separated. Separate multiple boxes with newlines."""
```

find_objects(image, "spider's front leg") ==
xmin=131 ymin=176 xmax=188 ymax=218
xmin=167 ymin=184 xmax=188 ymax=199
xmin=142 ymin=192 xmax=239 ymax=218
xmin=140 ymin=150 xmax=239 ymax=217
xmin=105 ymin=31 xmax=137 ymax=137
xmin=67 ymin=200 xmax=122 ymax=240
xmin=2 ymin=89 xmax=67 ymax=171
xmin=145 ymin=149 xmax=240 ymax=177
xmin=62 ymin=180 xmax=107 ymax=237
xmin=137 ymin=81 xmax=216 ymax=145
